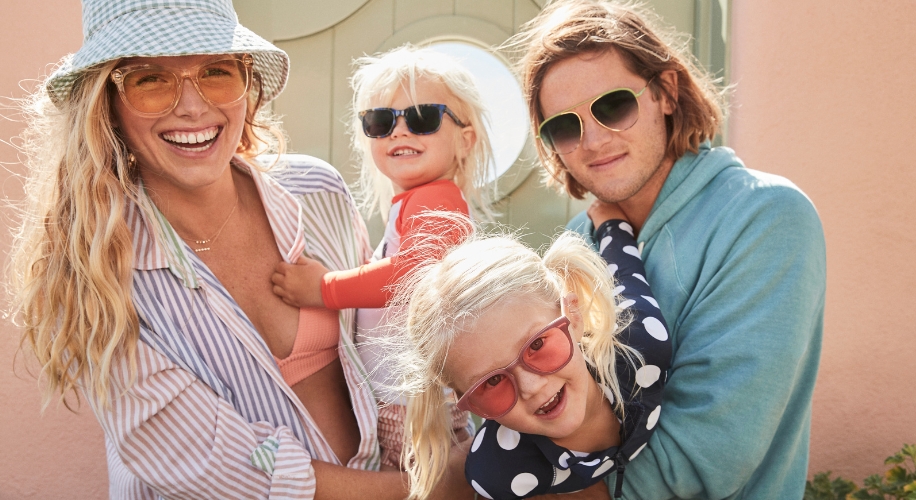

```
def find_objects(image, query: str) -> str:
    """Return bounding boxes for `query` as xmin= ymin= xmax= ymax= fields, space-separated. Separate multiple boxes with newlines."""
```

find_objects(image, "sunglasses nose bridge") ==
xmin=171 ymin=74 xmax=212 ymax=113
xmin=578 ymin=109 xmax=616 ymax=152
xmin=388 ymin=111 xmax=413 ymax=136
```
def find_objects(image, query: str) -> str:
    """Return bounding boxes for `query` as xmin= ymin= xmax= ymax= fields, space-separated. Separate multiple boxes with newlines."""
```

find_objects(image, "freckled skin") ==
xmin=446 ymin=296 xmax=620 ymax=452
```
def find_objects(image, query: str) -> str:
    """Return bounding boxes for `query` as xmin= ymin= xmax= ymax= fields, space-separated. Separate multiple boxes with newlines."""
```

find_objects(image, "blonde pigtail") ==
xmin=542 ymin=233 xmax=642 ymax=415
xmin=403 ymin=387 xmax=454 ymax=500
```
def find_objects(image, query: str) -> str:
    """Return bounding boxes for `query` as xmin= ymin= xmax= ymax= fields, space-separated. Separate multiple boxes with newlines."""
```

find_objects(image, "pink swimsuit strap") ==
xmin=274 ymin=307 xmax=340 ymax=387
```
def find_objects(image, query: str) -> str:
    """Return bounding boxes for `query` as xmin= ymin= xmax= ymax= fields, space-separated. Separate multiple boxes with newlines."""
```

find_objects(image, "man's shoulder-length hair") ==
xmin=508 ymin=0 xmax=727 ymax=199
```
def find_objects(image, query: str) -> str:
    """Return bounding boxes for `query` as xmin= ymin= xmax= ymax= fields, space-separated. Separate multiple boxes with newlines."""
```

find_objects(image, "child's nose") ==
xmin=514 ymin=367 xmax=549 ymax=402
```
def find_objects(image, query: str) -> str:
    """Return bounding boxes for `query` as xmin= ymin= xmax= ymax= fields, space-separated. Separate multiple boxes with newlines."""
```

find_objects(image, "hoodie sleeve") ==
xmin=610 ymin=185 xmax=826 ymax=499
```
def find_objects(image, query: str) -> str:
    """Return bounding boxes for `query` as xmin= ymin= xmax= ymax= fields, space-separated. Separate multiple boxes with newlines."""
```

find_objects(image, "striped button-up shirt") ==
xmin=88 ymin=155 xmax=380 ymax=499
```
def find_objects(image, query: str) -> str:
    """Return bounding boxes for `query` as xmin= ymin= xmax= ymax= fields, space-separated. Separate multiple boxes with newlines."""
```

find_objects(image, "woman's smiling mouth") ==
xmin=161 ymin=126 xmax=221 ymax=152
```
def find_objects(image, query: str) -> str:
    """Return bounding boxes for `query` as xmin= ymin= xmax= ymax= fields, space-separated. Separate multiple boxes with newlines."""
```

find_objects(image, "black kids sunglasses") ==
xmin=359 ymin=104 xmax=467 ymax=138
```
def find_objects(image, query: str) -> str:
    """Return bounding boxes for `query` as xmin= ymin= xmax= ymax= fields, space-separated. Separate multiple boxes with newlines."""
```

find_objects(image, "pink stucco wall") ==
xmin=729 ymin=0 xmax=916 ymax=481
xmin=1 ymin=0 xmax=913 ymax=497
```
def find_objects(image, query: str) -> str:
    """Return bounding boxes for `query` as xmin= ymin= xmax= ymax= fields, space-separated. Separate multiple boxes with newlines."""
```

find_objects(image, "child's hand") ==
xmin=271 ymin=256 xmax=330 ymax=308
xmin=587 ymin=199 xmax=629 ymax=228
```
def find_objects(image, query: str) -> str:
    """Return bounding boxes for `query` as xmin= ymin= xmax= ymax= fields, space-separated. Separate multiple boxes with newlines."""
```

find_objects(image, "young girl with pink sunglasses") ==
xmin=390 ymin=210 xmax=671 ymax=499
xmin=270 ymin=45 xmax=495 ymax=468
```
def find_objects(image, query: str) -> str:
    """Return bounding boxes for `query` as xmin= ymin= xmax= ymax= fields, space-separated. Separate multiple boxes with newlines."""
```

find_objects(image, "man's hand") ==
xmin=271 ymin=256 xmax=330 ymax=308
xmin=428 ymin=434 xmax=475 ymax=500
xmin=587 ymin=200 xmax=629 ymax=228
xmin=531 ymin=480 xmax=612 ymax=500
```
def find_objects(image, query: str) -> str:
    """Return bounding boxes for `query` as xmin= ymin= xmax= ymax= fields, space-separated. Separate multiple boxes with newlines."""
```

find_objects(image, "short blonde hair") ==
xmin=508 ymin=0 xmax=726 ymax=199
xmin=7 ymin=57 xmax=282 ymax=409
xmin=349 ymin=44 xmax=495 ymax=220
xmin=388 ymin=226 xmax=639 ymax=499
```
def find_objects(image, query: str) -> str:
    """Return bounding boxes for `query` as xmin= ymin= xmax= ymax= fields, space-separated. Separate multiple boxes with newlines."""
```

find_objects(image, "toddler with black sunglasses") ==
xmin=386 ymin=210 xmax=671 ymax=499
xmin=270 ymin=44 xmax=495 ymax=468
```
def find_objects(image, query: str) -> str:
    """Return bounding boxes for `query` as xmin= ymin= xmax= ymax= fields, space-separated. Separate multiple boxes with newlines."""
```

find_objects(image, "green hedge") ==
xmin=805 ymin=444 xmax=916 ymax=500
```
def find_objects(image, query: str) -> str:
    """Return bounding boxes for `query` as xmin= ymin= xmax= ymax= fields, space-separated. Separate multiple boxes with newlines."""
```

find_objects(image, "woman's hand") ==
xmin=587 ymin=200 xmax=629 ymax=228
xmin=271 ymin=256 xmax=330 ymax=308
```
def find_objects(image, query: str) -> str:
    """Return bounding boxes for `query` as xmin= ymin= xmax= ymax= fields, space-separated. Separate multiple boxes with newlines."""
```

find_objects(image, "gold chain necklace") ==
xmin=191 ymin=191 xmax=240 ymax=252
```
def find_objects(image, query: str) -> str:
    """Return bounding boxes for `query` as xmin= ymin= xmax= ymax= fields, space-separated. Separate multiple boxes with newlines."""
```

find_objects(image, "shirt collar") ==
xmin=130 ymin=156 xmax=305 ymax=288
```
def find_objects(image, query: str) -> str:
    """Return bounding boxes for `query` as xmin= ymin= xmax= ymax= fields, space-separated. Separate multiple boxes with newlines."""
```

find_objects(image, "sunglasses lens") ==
xmin=196 ymin=59 xmax=250 ymax=105
xmin=592 ymin=89 xmax=640 ymax=132
xmin=119 ymin=59 xmax=249 ymax=114
xmin=405 ymin=105 xmax=444 ymax=135
xmin=523 ymin=325 xmax=573 ymax=373
xmin=539 ymin=113 xmax=581 ymax=154
xmin=120 ymin=68 xmax=180 ymax=114
xmin=361 ymin=109 xmax=396 ymax=138
xmin=466 ymin=373 xmax=517 ymax=418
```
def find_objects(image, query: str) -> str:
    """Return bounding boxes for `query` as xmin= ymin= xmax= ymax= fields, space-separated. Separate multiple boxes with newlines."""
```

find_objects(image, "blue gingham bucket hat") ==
xmin=47 ymin=0 xmax=289 ymax=106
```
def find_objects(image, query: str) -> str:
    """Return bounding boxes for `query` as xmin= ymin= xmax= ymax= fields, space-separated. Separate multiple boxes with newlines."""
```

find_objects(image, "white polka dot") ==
xmin=619 ymin=222 xmax=634 ymax=236
xmin=618 ymin=299 xmax=635 ymax=310
xmin=510 ymin=473 xmax=539 ymax=496
xmin=471 ymin=427 xmax=486 ymax=452
xmin=630 ymin=442 xmax=647 ymax=460
xmin=600 ymin=385 xmax=616 ymax=405
xmin=558 ymin=452 xmax=571 ymax=468
xmin=613 ymin=285 xmax=625 ymax=296
xmin=580 ymin=458 xmax=601 ymax=467
xmin=599 ymin=236 xmax=613 ymax=253
xmin=641 ymin=295 xmax=659 ymax=308
xmin=592 ymin=458 xmax=616 ymax=478
xmin=643 ymin=317 xmax=669 ymax=341
xmin=607 ymin=263 xmax=618 ymax=276
xmin=635 ymin=365 xmax=661 ymax=388
xmin=623 ymin=245 xmax=641 ymax=259
xmin=496 ymin=425 xmax=520 ymax=450
xmin=647 ymin=405 xmax=661 ymax=430
xmin=632 ymin=273 xmax=648 ymax=285
xmin=471 ymin=480 xmax=493 ymax=499
xmin=553 ymin=466 xmax=571 ymax=485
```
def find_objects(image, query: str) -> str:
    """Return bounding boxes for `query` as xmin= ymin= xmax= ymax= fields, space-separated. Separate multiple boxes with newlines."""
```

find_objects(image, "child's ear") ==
xmin=457 ymin=124 xmax=476 ymax=162
xmin=562 ymin=293 xmax=584 ymax=340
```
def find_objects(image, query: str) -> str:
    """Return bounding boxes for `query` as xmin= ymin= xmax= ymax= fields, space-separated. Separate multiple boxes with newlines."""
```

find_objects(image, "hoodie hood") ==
xmin=638 ymin=142 xmax=745 ymax=245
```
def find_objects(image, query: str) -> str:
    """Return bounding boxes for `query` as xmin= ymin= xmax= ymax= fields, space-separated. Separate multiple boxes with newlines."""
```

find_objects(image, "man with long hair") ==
xmin=512 ymin=1 xmax=826 ymax=498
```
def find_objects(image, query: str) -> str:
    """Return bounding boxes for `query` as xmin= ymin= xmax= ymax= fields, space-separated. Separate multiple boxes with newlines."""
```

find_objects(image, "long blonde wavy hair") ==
xmin=349 ymin=44 xmax=496 ymax=221
xmin=388 ymin=229 xmax=640 ymax=499
xmin=7 ymin=57 xmax=282 ymax=409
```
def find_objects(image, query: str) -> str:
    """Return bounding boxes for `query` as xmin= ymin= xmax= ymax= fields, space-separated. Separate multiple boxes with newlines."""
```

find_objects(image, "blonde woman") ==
xmin=270 ymin=45 xmax=497 ymax=468
xmin=8 ymin=0 xmax=471 ymax=498
xmin=393 ymin=209 xmax=671 ymax=499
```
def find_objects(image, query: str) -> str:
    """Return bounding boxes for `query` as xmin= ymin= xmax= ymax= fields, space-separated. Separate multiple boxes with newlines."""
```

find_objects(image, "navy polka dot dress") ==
xmin=465 ymin=220 xmax=672 ymax=499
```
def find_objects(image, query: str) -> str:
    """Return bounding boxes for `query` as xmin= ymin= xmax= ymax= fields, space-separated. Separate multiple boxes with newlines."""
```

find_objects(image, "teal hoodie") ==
xmin=569 ymin=144 xmax=826 ymax=499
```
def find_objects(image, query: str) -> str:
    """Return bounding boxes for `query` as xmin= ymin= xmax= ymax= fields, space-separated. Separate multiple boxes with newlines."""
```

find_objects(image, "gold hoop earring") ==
xmin=127 ymin=153 xmax=137 ymax=169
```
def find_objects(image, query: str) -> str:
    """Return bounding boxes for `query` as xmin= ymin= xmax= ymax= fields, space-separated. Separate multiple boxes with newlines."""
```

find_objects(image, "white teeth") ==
xmin=393 ymin=148 xmax=419 ymax=156
xmin=535 ymin=389 xmax=562 ymax=415
xmin=162 ymin=127 xmax=219 ymax=145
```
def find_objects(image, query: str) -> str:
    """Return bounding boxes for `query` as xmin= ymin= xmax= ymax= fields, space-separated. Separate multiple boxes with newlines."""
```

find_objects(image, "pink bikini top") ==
xmin=274 ymin=307 xmax=340 ymax=387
